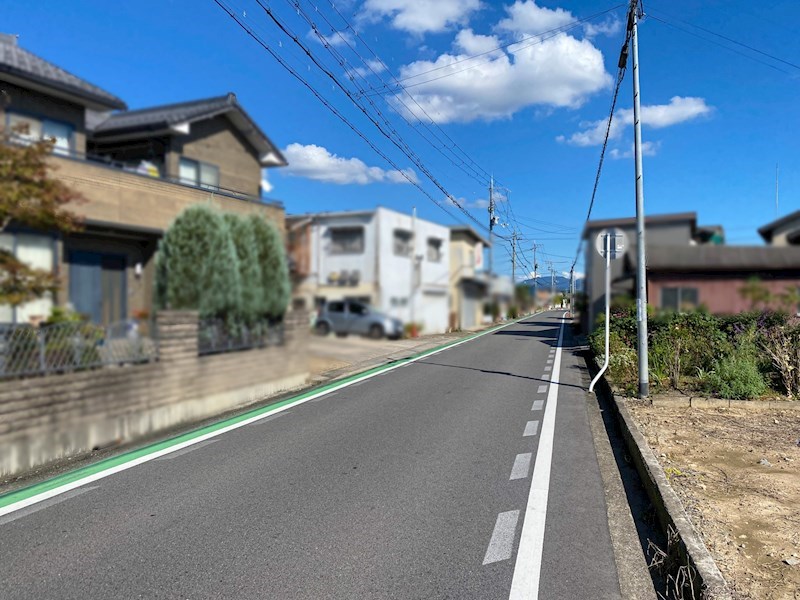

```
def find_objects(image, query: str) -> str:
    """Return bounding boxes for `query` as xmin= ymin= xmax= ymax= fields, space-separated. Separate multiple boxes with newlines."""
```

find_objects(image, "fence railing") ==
xmin=198 ymin=319 xmax=285 ymax=355
xmin=0 ymin=319 xmax=158 ymax=379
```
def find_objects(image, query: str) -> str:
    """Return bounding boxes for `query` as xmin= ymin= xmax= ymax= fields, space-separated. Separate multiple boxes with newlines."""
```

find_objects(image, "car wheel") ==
xmin=315 ymin=322 xmax=330 ymax=336
xmin=368 ymin=324 xmax=384 ymax=339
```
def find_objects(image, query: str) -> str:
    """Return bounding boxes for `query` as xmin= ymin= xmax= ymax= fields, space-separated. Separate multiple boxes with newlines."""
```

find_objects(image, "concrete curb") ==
xmin=606 ymin=387 xmax=732 ymax=599
xmin=649 ymin=395 xmax=799 ymax=411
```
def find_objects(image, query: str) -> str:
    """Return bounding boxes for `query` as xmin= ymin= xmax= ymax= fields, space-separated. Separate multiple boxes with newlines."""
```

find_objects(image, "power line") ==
xmin=647 ymin=5 xmax=800 ymax=72
xmin=365 ymin=3 xmax=626 ymax=95
xmin=244 ymin=0 xmax=492 ymax=233
xmin=570 ymin=11 xmax=633 ymax=271
xmin=213 ymin=0 xmax=473 ymax=230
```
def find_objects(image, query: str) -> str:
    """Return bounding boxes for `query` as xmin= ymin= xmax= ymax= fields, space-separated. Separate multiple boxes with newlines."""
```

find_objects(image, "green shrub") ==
xmin=508 ymin=305 xmax=519 ymax=319
xmin=248 ymin=215 xmax=290 ymax=321
xmin=155 ymin=204 xmax=241 ymax=318
xmin=223 ymin=214 xmax=261 ymax=324
xmin=704 ymin=354 xmax=766 ymax=400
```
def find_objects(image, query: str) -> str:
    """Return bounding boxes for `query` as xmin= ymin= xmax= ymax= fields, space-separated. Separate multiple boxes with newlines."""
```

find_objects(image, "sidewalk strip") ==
xmin=483 ymin=510 xmax=520 ymax=565
xmin=0 ymin=313 xmax=544 ymax=516
xmin=509 ymin=312 xmax=567 ymax=600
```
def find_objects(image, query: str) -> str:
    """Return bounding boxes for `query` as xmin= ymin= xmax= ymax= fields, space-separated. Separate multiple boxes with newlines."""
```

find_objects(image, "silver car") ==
xmin=315 ymin=301 xmax=403 ymax=340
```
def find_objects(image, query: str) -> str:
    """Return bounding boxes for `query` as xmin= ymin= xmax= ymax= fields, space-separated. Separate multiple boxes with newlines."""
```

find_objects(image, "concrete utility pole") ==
xmin=488 ymin=177 xmax=495 ymax=276
xmin=532 ymin=242 xmax=539 ymax=308
xmin=548 ymin=261 xmax=555 ymax=304
xmin=410 ymin=206 xmax=417 ymax=337
xmin=569 ymin=267 xmax=575 ymax=315
xmin=511 ymin=229 xmax=518 ymax=287
xmin=630 ymin=0 xmax=649 ymax=398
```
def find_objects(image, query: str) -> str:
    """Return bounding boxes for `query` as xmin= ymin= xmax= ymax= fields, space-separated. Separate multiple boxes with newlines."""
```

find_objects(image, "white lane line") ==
xmin=310 ymin=392 xmax=338 ymax=403
xmin=155 ymin=439 xmax=218 ymax=460
xmin=510 ymin=453 xmax=533 ymax=480
xmin=536 ymin=385 xmax=548 ymax=394
xmin=546 ymin=359 xmax=553 ymax=364
xmin=543 ymin=366 xmax=552 ymax=373
xmin=531 ymin=400 xmax=544 ymax=411
xmin=509 ymin=312 xmax=566 ymax=600
xmin=248 ymin=412 xmax=291 ymax=425
xmin=523 ymin=421 xmax=540 ymax=437
xmin=483 ymin=510 xmax=521 ymax=565
xmin=0 ymin=314 xmax=539 ymax=519
xmin=0 ymin=486 xmax=99 ymax=526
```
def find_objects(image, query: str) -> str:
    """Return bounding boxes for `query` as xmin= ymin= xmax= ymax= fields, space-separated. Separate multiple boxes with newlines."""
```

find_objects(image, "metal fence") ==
xmin=0 ymin=319 xmax=158 ymax=379
xmin=198 ymin=319 xmax=285 ymax=355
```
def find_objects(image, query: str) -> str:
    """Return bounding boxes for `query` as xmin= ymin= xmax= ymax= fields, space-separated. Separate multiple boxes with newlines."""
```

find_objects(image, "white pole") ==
xmin=589 ymin=234 xmax=611 ymax=393
xmin=631 ymin=1 xmax=649 ymax=398
xmin=410 ymin=206 xmax=416 ymax=335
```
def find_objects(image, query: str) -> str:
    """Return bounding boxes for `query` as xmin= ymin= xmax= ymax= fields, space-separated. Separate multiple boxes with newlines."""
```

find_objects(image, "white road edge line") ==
xmin=0 ymin=313 xmax=542 ymax=518
xmin=483 ymin=510 xmax=521 ymax=565
xmin=509 ymin=311 xmax=567 ymax=600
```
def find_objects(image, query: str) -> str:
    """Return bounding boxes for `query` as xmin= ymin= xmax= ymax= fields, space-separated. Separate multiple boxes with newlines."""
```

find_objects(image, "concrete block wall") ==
xmin=0 ymin=310 xmax=310 ymax=478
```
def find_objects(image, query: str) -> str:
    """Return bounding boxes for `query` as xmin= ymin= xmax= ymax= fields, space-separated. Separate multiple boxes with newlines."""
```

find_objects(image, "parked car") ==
xmin=315 ymin=301 xmax=403 ymax=340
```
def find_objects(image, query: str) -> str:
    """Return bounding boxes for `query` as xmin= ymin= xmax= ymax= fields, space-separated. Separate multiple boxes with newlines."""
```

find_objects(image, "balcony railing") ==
xmin=39 ymin=141 xmax=283 ymax=208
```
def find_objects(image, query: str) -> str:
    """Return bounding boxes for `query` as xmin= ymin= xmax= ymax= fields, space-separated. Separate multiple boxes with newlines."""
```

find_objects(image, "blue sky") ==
xmin=5 ymin=0 xmax=799 ymax=279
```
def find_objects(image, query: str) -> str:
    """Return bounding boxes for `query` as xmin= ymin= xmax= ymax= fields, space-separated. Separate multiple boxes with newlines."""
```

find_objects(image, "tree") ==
xmin=248 ymin=214 xmax=290 ymax=320
xmin=739 ymin=277 xmax=772 ymax=310
xmin=0 ymin=127 xmax=83 ymax=306
xmin=223 ymin=213 xmax=261 ymax=324
xmin=155 ymin=204 xmax=241 ymax=318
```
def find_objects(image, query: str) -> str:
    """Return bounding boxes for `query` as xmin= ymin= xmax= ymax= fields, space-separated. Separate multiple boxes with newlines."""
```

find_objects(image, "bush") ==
xmin=508 ymin=305 xmax=519 ymax=319
xmin=223 ymin=214 xmax=261 ymax=324
xmin=155 ymin=205 xmax=241 ymax=319
xmin=248 ymin=215 xmax=290 ymax=321
xmin=704 ymin=354 xmax=767 ymax=400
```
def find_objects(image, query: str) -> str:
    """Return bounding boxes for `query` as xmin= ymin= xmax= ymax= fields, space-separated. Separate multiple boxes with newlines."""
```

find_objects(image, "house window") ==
xmin=179 ymin=158 xmax=220 ymax=190
xmin=329 ymin=227 xmax=364 ymax=254
xmin=7 ymin=112 xmax=73 ymax=155
xmin=393 ymin=229 xmax=412 ymax=257
xmin=427 ymin=237 xmax=442 ymax=262
xmin=0 ymin=232 xmax=55 ymax=324
xmin=661 ymin=287 xmax=699 ymax=312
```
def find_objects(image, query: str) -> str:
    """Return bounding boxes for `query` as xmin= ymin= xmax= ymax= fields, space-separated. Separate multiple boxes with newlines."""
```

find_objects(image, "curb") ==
xmin=598 ymin=374 xmax=732 ymax=598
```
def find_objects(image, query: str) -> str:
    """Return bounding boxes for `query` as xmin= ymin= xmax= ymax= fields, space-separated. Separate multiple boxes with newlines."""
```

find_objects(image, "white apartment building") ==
xmin=288 ymin=207 xmax=451 ymax=334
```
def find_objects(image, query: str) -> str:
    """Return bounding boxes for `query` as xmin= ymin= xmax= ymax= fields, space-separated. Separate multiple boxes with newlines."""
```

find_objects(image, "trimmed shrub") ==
xmin=248 ymin=215 xmax=290 ymax=320
xmin=155 ymin=204 xmax=241 ymax=319
xmin=223 ymin=213 xmax=261 ymax=324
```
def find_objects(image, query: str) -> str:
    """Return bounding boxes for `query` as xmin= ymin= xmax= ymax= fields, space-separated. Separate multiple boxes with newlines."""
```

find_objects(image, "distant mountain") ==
xmin=520 ymin=275 xmax=584 ymax=294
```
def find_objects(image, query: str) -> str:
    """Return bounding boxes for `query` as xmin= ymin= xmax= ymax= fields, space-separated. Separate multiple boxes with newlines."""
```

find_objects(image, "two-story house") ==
xmin=448 ymin=225 xmax=490 ymax=330
xmin=287 ymin=207 xmax=451 ymax=334
xmin=0 ymin=34 xmax=286 ymax=325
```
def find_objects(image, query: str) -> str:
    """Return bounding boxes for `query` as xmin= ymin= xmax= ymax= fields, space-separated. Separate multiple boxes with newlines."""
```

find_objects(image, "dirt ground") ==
xmin=627 ymin=401 xmax=800 ymax=599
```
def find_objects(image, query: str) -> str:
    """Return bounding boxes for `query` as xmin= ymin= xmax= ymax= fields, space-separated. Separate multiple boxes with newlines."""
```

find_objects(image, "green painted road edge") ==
xmin=0 ymin=311 xmax=545 ymax=510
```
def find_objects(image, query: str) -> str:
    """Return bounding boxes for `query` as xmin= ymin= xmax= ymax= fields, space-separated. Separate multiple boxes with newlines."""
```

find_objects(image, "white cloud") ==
xmin=560 ymin=96 xmax=713 ymax=146
xmin=583 ymin=16 xmax=622 ymax=39
xmin=609 ymin=141 xmax=660 ymax=159
xmin=361 ymin=0 xmax=481 ymax=34
xmin=260 ymin=170 xmax=274 ymax=194
xmin=497 ymin=0 xmax=573 ymax=36
xmin=282 ymin=143 xmax=417 ymax=185
xmin=308 ymin=28 xmax=355 ymax=48
xmin=353 ymin=58 xmax=387 ymax=78
xmin=447 ymin=196 xmax=489 ymax=209
xmin=391 ymin=30 xmax=610 ymax=123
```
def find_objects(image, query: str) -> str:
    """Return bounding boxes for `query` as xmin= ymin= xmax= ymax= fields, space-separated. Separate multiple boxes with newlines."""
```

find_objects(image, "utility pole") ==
xmin=569 ymin=266 xmax=575 ymax=316
xmin=488 ymin=176 xmax=495 ymax=276
xmin=548 ymin=261 xmax=555 ymax=304
xmin=630 ymin=0 xmax=649 ymax=398
xmin=410 ymin=206 xmax=417 ymax=337
xmin=532 ymin=242 xmax=539 ymax=309
xmin=776 ymin=163 xmax=779 ymax=218
xmin=511 ymin=229 xmax=518 ymax=287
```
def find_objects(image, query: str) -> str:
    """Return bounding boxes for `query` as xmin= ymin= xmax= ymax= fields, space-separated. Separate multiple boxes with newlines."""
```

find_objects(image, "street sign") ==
xmin=594 ymin=228 xmax=628 ymax=260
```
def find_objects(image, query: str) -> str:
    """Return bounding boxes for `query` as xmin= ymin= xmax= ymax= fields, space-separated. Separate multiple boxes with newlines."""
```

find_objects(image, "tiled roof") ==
xmin=92 ymin=92 xmax=287 ymax=167
xmin=581 ymin=212 xmax=697 ymax=240
xmin=93 ymin=94 xmax=237 ymax=133
xmin=0 ymin=34 xmax=126 ymax=110
xmin=647 ymin=245 xmax=800 ymax=271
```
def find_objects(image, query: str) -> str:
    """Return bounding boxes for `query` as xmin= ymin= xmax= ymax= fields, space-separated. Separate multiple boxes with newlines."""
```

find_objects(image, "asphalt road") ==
xmin=0 ymin=311 xmax=623 ymax=599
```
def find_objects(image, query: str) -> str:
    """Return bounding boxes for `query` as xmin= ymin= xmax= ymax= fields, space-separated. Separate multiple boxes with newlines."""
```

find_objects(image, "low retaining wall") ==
xmin=0 ymin=311 xmax=309 ymax=478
